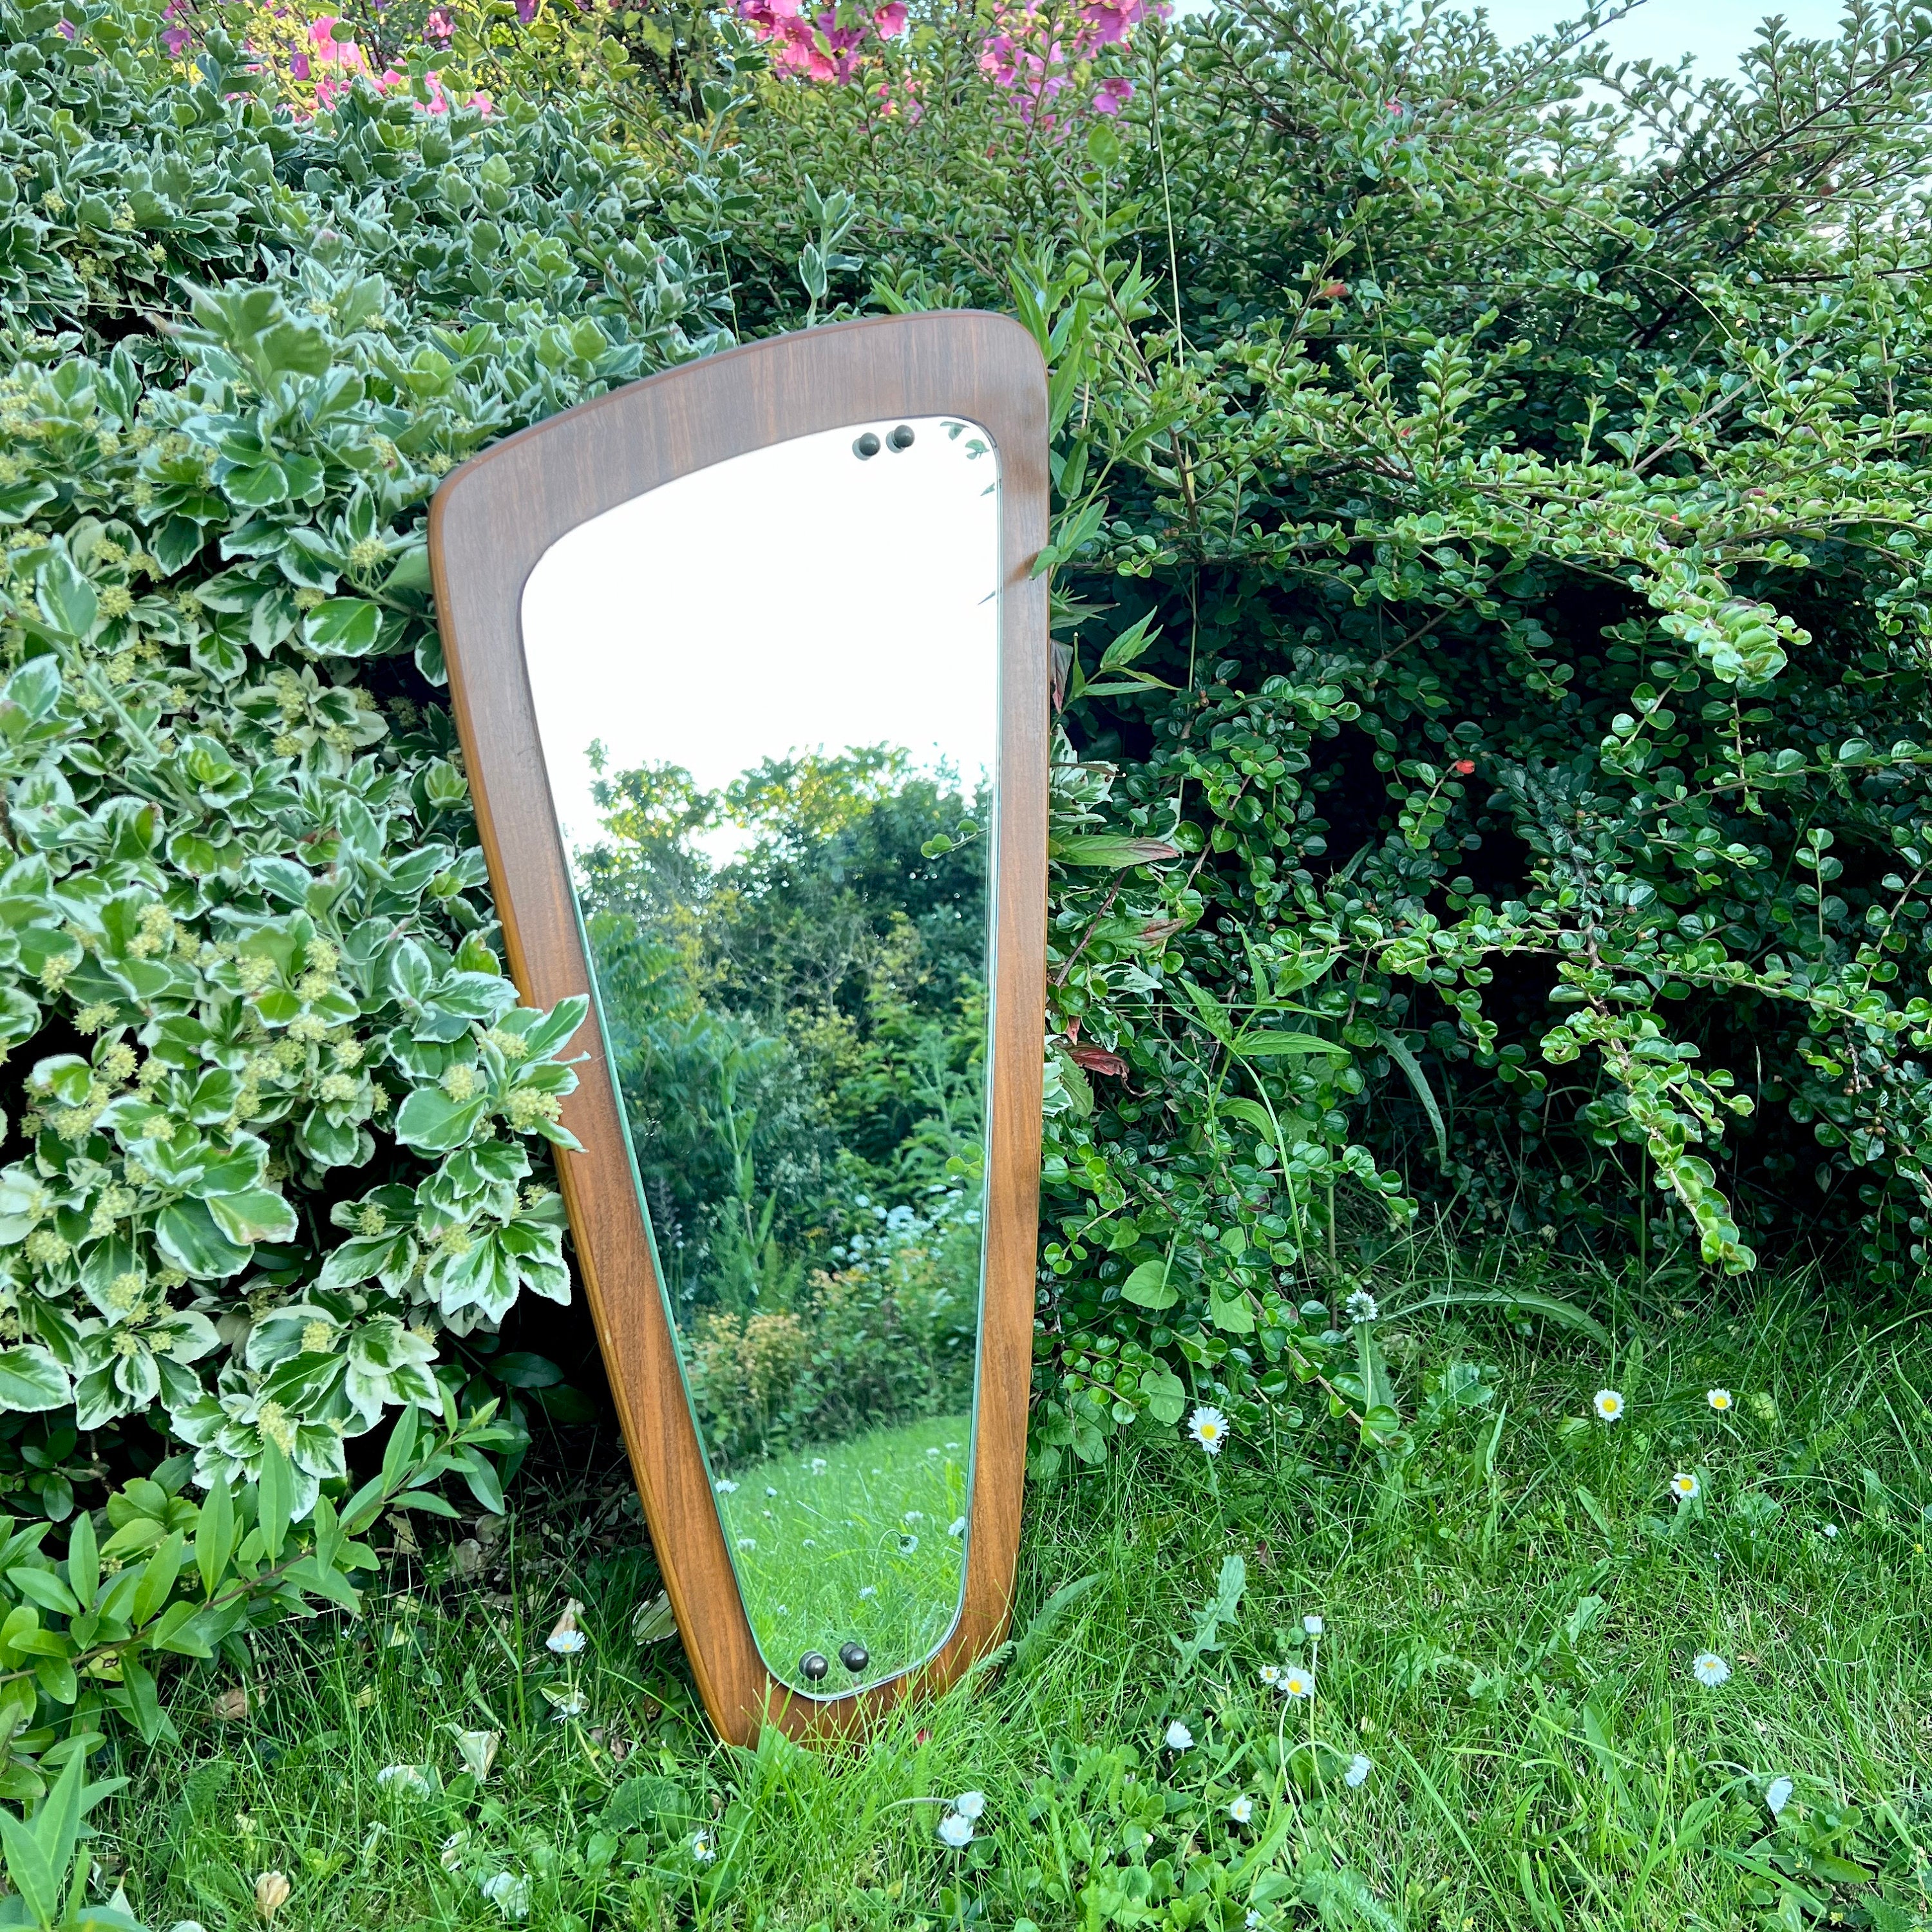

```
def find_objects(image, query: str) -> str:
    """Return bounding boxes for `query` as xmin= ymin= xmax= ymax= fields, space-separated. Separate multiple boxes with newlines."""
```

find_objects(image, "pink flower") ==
xmin=426 ymin=6 xmax=453 ymax=36
xmin=308 ymin=13 xmax=337 ymax=42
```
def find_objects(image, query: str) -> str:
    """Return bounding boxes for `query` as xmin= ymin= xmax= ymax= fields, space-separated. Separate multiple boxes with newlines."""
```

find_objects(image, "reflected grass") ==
xmin=714 ymin=1410 xmax=970 ymax=1690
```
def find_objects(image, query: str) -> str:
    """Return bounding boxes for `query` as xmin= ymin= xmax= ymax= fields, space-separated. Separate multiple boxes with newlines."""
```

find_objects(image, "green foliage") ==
xmin=696 ymin=0 xmax=1932 ymax=1461
xmin=0 ymin=0 xmax=742 ymax=1517
xmin=90 ymin=1283 xmax=1932 ymax=1929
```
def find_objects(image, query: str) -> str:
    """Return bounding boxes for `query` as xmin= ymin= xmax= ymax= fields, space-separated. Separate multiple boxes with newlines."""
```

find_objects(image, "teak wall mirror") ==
xmin=427 ymin=312 xmax=1049 ymax=1745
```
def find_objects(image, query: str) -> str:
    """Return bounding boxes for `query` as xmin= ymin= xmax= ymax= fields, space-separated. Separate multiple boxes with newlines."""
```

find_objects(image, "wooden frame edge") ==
xmin=426 ymin=312 xmax=1048 ymax=1745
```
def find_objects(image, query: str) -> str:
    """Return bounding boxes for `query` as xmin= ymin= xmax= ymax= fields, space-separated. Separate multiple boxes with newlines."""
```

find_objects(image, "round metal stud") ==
xmin=838 ymin=1641 xmax=869 ymax=1674
xmin=799 ymin=1651 xmax=830 ymax=1682
xmin=887 ymin=423 xmax=916 ymax=451
xmin=852 ymin=433 xmax=881 ymax=460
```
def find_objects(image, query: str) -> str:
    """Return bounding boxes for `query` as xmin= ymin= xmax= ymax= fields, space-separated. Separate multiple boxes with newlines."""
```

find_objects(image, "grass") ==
xmin=716 ymin=1411 xmax=970 ymax=1691
xmin=99 ymin=1273 xmax=1932 ymax=1930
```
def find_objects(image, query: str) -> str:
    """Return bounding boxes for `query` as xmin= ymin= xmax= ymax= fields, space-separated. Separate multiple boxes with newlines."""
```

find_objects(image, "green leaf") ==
xmin=0 ymin=1346 xmax=73 ymax=1413
xmin=1235 ymin=1032 xmax=1352 ymax=1059
xmin=205 ymin=1186 xmax=299 ymax=1246
xmin=1121 ymin=1258 xmax=1178 ymax=1309
xmin=35 ymin=549 xmax=97 ymax=639
xmin=155 ymin=1200 xmax=252 ymax=1280
xmin=1048 ymin=834 xmax=1180 ymax=867
xmin=394 ymin=1086 xmax=488 ymax=1153
xmin=1399 ymin=1288 xmax=1612 ymax=1347
xmin=66 ymin=1508 xmax=98 ymax=1611
xmin=258 ymin=1434 xmax=292 ymax=1565
xmin=196 ymin=1477 xmax=234 ymax=1600
xmin=1380 ymin=1030 xmax=1449 ymax=1166
xmin=302 ymin=598 xmax=383 ymax=656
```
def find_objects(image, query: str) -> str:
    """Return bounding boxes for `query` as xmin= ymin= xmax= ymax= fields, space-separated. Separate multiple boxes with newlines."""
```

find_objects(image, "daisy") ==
xmin=1228 ymin=1794 xmax=1255 ymax=1824
xmin=1280 ymin=1667 xmax=1315 ymax=1700
xmin=690 ymin=1832 xmax=717 ymax=1863
xmin=1821 ymin=1523 xmax=1839 ymax=1539
xmin=1164 ymin=1719 xmax=1194 ymax=1750
xmin=1692 ymin=1652 xmax=1731 ymax=1687
xmin=1593 ymin=1388 xmax=1625 ymax=1423
xmin=859 ymin=1586 xmax=877 ymax=1600
xmin=715 ymin=1479 xmax=737 ymax=1493
xmin=1258 ymin=1663 xmax=1283 ymax=1689
xmin=1707 ymin=1388 xmax=1733 ymax=1412
xmin=1189 ymin=1406 xmax=1230 ymax=1455
xmin=952 ymin=1791 xmax=987 ymax=1820
xmin=1669 ymin=1472 xmax=1700 ymax=1501
xmin=546 ymin=1600 xmax=587 ymax=1654
xmin=810 ymin=1457 xmax=827 ymax=1473
xmin=937 ymin=1812 xmax=974 ymax=1849
xmin=1345 ymin=1754 xmax=1372 ymax=1788
xmin=1302 ymin=1615 xmax=1324 ymax=1636
xmin=1343 ymin=1289 xmax=1379 ymax=1323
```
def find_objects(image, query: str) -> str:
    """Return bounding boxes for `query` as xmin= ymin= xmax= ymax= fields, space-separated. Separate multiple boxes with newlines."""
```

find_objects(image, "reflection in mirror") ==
xmin=520 ymin=417 xmax=999 ymax=1696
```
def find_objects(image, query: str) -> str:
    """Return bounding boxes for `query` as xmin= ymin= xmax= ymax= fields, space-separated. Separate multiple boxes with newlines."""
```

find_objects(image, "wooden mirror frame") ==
xmin=426 ymin=312 xmax=1049 ymax=1744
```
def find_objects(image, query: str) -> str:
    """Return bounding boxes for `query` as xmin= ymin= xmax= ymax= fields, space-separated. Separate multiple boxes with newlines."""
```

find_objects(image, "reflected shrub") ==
xmin=687 ymin=1189 xmax=980 ymax=1468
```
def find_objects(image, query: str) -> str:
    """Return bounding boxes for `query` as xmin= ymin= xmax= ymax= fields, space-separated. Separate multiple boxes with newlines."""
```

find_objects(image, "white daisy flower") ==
xmin=1707 ymin=1388 xmax=1733 ymax=1412
xmin=952 ymin=1790 xmax=987 ymax=1820
xmin=715 ymin=1479 xmax=738 ymax=1493
xmin=1164 ymin=1719 xmax=1194 ymax=1750
xmin=1280 ymin=1667 xmax=1315 ymax=1700
xmin=1258 ymin=1663 xmax=1282 ymax=1688
xmin=1669 ymin=1472 xmax=1700 ymax=1501
xmin=546 ymin=1600 xmax=587 ymax=1654
xmin=1766 ymin=1777 xmax=1794 ymax=1817
xmin=735 ymin=1537 xmax=757 ymax=1551
xmin=937 ymin=1812 xmax=974 ymax=1849
xmin=859 ymin=1586 xmax=877 ymax=1600
xmin=1692 ymin=1652 xmax=1731 ymax=1687
xmin=766 ymin=1486 xmax=778 ymax=1497
xmin=899 ymin=1533 xmax=919 ymax=1553
xmin=1245 ymin=1915 xmax=1263 ymax=1931
xmin=1228 ymin=1794 xmax=1255 ymax=1824
xmin=810 ymin=1458 xmax=828 ymax=1474
xmin=1188 ymin=1406 xmax=1230 ymax=1455
xmin=1343 ymin=1289 xmax=1379 ymax=1323
xmin=1302 ymin=1615 xmax=1324 ymax=1636
xmin=1821 ymin=1523 xmax=1839 ymax=1539
xmin=1345 ymin=1754 xmax=1372 ymax=1788
xmin=1593 ymin=1389 xmax=1625 ymax=1423
xmin=690 ymin=1832 xmax=717 ymax=1863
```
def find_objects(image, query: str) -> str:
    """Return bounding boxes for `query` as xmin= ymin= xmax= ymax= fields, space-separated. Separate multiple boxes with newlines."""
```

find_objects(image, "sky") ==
xmin=520 ymin=417 xmax=1001 ymax=865
xmin=1173 ymin=0 xmax=1855 ymax=73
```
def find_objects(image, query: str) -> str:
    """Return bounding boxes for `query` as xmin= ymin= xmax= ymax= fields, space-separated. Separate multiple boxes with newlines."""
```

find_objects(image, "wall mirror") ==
xmin=428 ymin=315 xmax=1048 ymax=1743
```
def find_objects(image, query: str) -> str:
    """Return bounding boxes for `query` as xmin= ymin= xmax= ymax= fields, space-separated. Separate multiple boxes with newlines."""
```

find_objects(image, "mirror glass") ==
xmin=520 ymin=416 xmax=999 ymax=1696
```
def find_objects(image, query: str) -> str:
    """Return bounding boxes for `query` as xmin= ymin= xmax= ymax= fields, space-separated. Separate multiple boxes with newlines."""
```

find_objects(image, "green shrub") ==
xmin=696 ymin=0 xmax=1932 ymax=1470
xmin=0 ymin=3 xmax=735 ymax=1512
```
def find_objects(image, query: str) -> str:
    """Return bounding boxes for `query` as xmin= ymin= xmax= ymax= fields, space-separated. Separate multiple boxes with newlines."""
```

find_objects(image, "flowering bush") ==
xmin=0 ymin=0 xmax=730 ymax=1530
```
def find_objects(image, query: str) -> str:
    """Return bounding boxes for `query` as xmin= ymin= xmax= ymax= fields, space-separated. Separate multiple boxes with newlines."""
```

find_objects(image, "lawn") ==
xmin=105 ymin=1276 xmax=1932 ymax=1930
xmin=715 ymin=1412 xmax=971 ymax=1692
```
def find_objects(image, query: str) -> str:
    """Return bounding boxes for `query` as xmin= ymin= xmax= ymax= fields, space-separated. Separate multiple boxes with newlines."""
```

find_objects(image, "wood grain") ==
xmin=427 ymin=312 xmax=1049 ymax=1745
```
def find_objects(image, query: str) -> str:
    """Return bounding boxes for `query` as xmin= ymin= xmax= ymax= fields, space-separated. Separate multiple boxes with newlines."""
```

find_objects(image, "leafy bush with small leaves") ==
xmin=688 ymin=0 xmax=1932 ymax=1470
